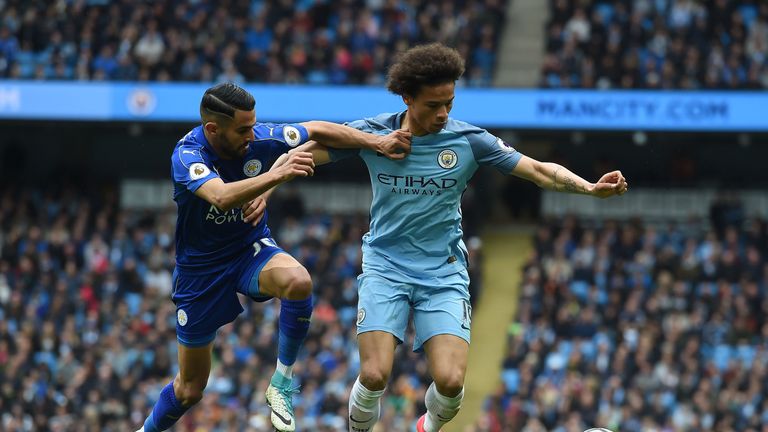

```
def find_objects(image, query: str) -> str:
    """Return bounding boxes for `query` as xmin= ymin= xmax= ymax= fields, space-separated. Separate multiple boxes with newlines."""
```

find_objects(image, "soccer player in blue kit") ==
xmin=260 ymin=44 xmax=628 ymax=432
xmin=136 ymin=83 xmax=410 ymax=432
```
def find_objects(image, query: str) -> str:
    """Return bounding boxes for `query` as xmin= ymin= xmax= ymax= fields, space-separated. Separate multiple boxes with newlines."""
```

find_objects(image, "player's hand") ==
xmin=272 ymin=151 xmax=315 ymax=182
xmin=242 ymin=197 xmax=267 ymax=226
xmin=590 ymin=170 xmax=628 ymax=198
xmin=375 ymin=129 xmax=412 ymax=160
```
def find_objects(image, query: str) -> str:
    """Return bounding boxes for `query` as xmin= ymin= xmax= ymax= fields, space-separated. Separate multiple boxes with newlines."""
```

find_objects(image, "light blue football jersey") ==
xmin=331 ymin=111 xmax=522 ymax=279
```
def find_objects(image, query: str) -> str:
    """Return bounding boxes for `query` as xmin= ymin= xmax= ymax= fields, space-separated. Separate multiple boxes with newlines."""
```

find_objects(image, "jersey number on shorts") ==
xmin=462 ymin=300 xmax=472 ymax=329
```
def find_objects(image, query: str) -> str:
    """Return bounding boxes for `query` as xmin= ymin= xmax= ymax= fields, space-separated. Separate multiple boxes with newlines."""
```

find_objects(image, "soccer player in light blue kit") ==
xmin=136 ymin=83 xmax=410 ymax=432
xmin=258 ymin=44 xmax=628 ymax=432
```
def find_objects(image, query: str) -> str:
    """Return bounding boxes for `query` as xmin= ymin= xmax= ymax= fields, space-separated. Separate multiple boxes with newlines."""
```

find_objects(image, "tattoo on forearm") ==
xmin=550 ymin=166 xmax=588 ymax=194
xmin=552 ymin=167 xmax=562 ymax=190
xmin=561 ymin=175 xmax=584 ymax=193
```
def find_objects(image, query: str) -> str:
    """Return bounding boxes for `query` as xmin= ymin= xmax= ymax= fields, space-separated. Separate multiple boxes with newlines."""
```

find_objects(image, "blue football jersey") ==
xmin=171 ymin=123 xmax=308 ymax=274
xmin=331 ymin=112 xmax=522 ymax=279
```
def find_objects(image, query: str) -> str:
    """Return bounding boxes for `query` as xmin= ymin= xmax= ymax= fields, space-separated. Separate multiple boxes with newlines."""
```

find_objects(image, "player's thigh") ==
xmin=356 ymin=273 xmax=411 ymax=344
xmin=411 ymin=270 xmax=472 ymax=352
xmin=173 ymin=270 xmax=243 ymax=348
xmin=176 ymin=341 xmax=214 ymax=391
xmin=257 ymin=252 xmax=311 ymax=299
xmin=422 ymin=334 xmax=470 ymax=391
xmin=357 ymin=330 xmax=398 ymax=388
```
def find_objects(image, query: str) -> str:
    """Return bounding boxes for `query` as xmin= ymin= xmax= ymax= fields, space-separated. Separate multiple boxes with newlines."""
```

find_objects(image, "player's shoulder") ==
xmin=172 ymin=126 xmax=209 ymax=168
xmin=443 ymin=118 xmax=504 ymax=153
xmin=347 ymin=112 xmax=400 ymax=133
xmin=444 ymin=118 xmax=486 ymax=136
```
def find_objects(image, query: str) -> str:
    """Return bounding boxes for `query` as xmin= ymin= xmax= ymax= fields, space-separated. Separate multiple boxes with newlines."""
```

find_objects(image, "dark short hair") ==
xmin=386 ymin=43 xmax=465 ymax=97
xmin=200 ymin=82 xmax=255 ymax=120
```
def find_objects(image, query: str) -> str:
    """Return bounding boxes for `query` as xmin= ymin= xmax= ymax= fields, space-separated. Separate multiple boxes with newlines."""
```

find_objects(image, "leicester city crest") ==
xmin=243 ymin=159 xmax=262 ymax=177
xmin=438 ymin=149 xmax=458 ymax=169
xmin=177 ymin=309 xmax=188 ymax=326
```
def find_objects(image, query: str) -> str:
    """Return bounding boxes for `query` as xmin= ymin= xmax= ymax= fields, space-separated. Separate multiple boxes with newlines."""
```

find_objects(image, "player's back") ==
xmin=339 ymin=112 xmax=521 ymax=280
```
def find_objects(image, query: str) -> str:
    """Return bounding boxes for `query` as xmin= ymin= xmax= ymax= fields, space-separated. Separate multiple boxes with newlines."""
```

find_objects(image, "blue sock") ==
xmin=143 ymin=381 xmax=191 ymax=432
xmin=271 ymin=296 xmax=313 ymax=387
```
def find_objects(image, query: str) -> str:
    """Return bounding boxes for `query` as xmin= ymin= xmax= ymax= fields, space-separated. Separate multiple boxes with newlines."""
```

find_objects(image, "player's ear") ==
xmin=203 ymin=121 xmax=218 ymax=135
xmin=402 ymin=95 xmax=412 ymax=106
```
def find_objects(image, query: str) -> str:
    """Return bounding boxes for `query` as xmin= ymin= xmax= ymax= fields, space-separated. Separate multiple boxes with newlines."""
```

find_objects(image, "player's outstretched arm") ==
xmin=301 ymin=120 xmax=411 ymax=160
xmin=511 ymin=155 xmax=628 ymax=198
xmin=195 ymin=151 xmax=315 ymax=212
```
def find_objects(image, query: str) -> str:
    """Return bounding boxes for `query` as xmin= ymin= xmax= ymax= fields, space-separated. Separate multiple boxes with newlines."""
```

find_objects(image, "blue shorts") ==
xmin=356 ymin=270 xmax=472 ymax=352
xmin=172 ymin=237 xmax=283 ymax=347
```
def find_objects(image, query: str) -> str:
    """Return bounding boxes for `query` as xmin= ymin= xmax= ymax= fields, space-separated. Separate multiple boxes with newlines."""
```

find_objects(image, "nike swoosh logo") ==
xmin=166 ymin=414 xmax=179 ymax=420
xmin=437 ymin=414 xmax=452 ymax=421
xmin=350 ymin=414 xmax=374 ymax=423
xmin=271 ymin=408 xmax=293 ymax=426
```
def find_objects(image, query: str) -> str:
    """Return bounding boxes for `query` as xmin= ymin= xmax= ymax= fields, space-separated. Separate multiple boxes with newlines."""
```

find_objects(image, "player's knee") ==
xmin=176 ymin=381 xmax=205 ymax=407
xmin=281 ymin=270 xmax=313 ymax=300
xmin=434 ymin=370 xmax=465 ymax=397
xmin=359 ymin=366 xmax=389 ymax=391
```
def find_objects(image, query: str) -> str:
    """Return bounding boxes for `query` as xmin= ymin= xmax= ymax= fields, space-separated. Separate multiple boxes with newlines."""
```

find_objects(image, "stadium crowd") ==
xmin=0 ymin=0 xmax=506 ymax=86
xmin=0 ymin=184 xmax=483 ymax=432
xmin=542 ymin=0 xmax=768 ymax=89
xmin=470 ymin=213 xmax=768 ymax=432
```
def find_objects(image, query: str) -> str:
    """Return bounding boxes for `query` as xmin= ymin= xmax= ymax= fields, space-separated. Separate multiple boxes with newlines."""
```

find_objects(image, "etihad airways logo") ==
xmin=205 ymin=205 xmax=243 ymax=224
xmin=377 ymin=173 xmax=457 ymax=196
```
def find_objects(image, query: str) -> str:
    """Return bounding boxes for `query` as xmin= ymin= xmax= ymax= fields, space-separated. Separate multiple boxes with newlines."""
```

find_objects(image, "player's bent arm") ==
xmin=511 ymin=155 xmax=595 ymax=195
xmin=195 ymin=174 xmax=284 ymax=212
xmin=291 ymin=141 xmax=332 ymax=166
xmin=241 ymin=146 xmax=328 ymax=224
xmin=252 ymin=142 xmax=329 ymax=204
xmin=196 ymin=152 xmax=315 ymax=212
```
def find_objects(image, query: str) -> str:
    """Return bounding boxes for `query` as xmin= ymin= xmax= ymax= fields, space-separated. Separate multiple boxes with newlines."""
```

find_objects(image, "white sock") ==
xmin=348 ymin=377 xmax=384 ymax=432
xmin=424 ymin=382 xmax=464 ymax=432
xmin=276 ymin=359 xmax=293 ymax=379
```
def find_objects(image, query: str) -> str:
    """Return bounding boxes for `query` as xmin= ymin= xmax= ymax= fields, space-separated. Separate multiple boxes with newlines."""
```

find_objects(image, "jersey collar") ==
xmin=393 ymin=111 xmax=407 ymax=130
xmin=194 ymin=125 xmax=221 ymax=162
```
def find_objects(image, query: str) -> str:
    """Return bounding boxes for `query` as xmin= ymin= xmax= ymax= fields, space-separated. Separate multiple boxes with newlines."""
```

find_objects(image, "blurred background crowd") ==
xmin=541 ymin=0 xmax=768 ymax=89
xmin=0 ymin=0 xmax=506 ymax=86
xmin=473 ymin=211 xmax=768 ymax=432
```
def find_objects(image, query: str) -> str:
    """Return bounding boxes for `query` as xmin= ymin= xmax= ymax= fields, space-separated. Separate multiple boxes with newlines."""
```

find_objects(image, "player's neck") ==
xmin=203 ymin=129 xmax=230 ymax=160
xmin=401 ymin=115 xmax=428 ymax=137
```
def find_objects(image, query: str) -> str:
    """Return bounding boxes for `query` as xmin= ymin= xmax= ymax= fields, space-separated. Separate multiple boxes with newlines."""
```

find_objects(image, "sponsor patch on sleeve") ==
xmin=189 ymin=163 xmax=211 ymax=180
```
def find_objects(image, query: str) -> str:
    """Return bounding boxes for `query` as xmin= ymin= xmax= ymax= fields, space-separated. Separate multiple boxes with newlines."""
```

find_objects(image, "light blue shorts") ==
xmin=356 ymin=270 xmax=472 ymax=352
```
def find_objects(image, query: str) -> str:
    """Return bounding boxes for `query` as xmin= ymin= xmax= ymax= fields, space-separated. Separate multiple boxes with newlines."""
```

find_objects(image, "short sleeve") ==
xmin=466 ymin=129 xmax=523 ymax=175
xmin=256 ymin=123 xmax=310 ymax=154
xmin=171 ymin=146 xmax=219 ymax=193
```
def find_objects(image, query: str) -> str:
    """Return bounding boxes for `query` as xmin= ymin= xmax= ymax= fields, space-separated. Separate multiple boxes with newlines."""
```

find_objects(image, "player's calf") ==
xmin=348 ymin=376 xmax=384 ymax=432
xmin=141 ymin=379 xmax=203 ymax=432
xmin=422 ymin=382 xmax=464 ymax=432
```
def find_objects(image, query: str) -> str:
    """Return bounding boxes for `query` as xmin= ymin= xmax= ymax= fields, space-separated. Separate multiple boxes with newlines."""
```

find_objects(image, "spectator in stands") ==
xmin=473 ymin=216 xmax=768 ymax=432
xmin=0 ymin=0 xmax=507 ymax=86
xmin=543 ymin=0 xmax=768 ymax=89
